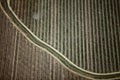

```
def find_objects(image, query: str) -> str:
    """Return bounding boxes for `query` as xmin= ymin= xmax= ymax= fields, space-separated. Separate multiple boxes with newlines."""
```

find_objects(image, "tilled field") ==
xmin=0 ymin=0 xmax=120 ymax=80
